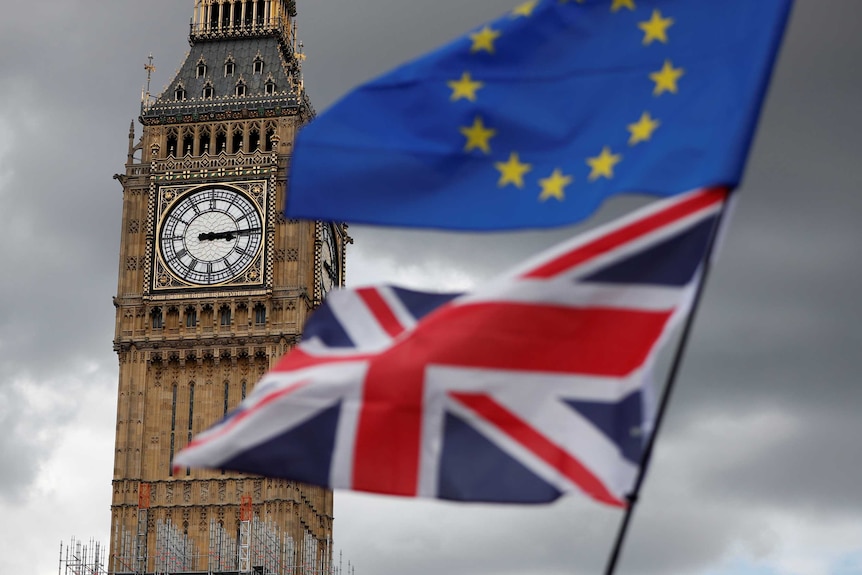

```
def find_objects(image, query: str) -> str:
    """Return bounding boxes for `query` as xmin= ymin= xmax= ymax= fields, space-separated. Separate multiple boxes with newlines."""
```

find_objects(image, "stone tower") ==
xmin=110 ymin=2 xmax=345 ymax=573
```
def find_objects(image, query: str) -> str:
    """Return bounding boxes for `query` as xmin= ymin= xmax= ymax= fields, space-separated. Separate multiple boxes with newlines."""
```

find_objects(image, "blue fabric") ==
xmin=302 ymin=299 xmax=354 ymax=347
xmin=391 ymin=287 xmax=461 ymax=320
xmin=439 ymin=412 xmax=562 ymax=503
xmin=287 ymin=0 xmax=791 ymax=230
xmin=221 ymin=402 xmax=342 ymax=486
xmin=582 ymin=214 xmax=718 ymax=287
xmin=565 ymin=392 xmax=645 ymax=466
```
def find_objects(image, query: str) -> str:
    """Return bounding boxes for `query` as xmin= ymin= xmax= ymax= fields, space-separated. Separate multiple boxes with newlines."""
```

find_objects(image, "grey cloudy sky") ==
xmin=0 ymin=1 xmax=860 ymax=574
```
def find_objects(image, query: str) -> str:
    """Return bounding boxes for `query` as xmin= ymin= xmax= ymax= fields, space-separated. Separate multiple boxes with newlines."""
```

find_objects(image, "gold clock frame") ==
xmin=151 ymin=180 xmax=269 ymax=293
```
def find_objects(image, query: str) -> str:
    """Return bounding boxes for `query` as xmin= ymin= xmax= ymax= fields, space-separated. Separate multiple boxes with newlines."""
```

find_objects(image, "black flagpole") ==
xmin=603 ymin=192 xmax=731 ymax=575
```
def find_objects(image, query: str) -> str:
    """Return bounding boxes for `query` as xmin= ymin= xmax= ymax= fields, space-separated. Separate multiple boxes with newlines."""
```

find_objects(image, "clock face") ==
xmin=158 ymin=186 xmax=263 ymax=286
xmin=319 ymin=222 xmax=340 ymax=297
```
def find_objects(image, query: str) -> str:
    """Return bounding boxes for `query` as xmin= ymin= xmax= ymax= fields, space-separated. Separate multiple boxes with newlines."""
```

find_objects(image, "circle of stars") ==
xmin=447 ymin=0 xmax=683 ymax=204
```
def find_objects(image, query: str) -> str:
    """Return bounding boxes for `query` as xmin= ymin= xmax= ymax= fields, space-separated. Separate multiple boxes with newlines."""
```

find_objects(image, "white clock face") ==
xmin=159 ymin=187 xmax=263 ymax=286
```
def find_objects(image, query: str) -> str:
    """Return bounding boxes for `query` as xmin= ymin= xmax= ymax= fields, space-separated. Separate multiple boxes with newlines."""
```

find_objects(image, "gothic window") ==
xmin=249 ymin=128 xmax=261 ymax=151
xmin=169 ymin=384 xmax=178 ymax=476
xmin=198 ymin=129 xmax=210 ymax=155
xmin=151 ymin=308 xmax=163 ymax=330
xmin=183 ymin=133 xmax=194 ymax=156
xmin=202 ymin=81 xmax=214 ymax=100
xmin=187 ymin=384 xmax=195 ymax=476
xmin=232 ymin=129 xmax=244 ymax=154
xmin=265 ymin=127 xmax=276 ymax=152
xmin=167 ymin=131 xmax=178 ymax=157
xmin=225 ymin=59 xmax=235 ymax=77
xmin=185 ymin=307 xmax=197 ymax=328
xmin=201 ymin=304 xmax=214 ymax=327
xmin=196 ymin=60 xmax=208 ymax=78
xmin=215 ymin=130 xmax=227 ymax=154
xmin=253 ymin=57 xmax=264 ymax=75
xmin=254 ymin=304 xmax=266 ymax=326
xmin=223 ymin=381 xmax=230 ymax=415
xmin=220 ymin=306 xmax=232 ymax=327
xmin=265 ymin=79 xmax=276 ymax=95
xmin=174 ymin=85 xmax=187 ymax=101
xmin=235 ymin=80 xmax=247 ymax=97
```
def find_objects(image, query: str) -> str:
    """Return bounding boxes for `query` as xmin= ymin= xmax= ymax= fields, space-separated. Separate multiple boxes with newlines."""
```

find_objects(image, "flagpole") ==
xmin=602 ymin=192 xmax=731 ymax=575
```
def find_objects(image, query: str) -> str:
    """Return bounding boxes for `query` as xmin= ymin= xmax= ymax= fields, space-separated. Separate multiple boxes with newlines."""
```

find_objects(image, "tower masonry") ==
xmin=110 ymin=2 xmax=346 ymax=572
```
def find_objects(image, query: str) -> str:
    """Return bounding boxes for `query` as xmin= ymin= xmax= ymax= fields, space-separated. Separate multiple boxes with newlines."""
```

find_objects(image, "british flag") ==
xmin=174 ymin=188 xmax=727 ymax=506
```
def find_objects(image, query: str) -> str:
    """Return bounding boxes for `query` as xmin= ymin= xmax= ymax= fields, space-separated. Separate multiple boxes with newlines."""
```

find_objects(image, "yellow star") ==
xmin=511 ymin=0 xmax=539 ymax=17
xmin=627 ymin=112 xmax=660 ymax=145
xmin=460 ymin=117 xmax=497 ymax=154
xmin=639 ymin=10 xmax=674 ymax=45
xmin=587 ymin=147 xmax=622 ymax=181
xmin=611 ymin=0 xmax=636 ymax=12
xmin=470 ymin=26 xmax=502 ymax=54
xmin=495 ymin=152 xmax=533 ymax=188
xmin=448 ymin=72 xmax=484 ymax=102
xmin=539 ymin=169 xmax=572 ymax=201
xmin=649 ymin=60 xmax=684 ymax=96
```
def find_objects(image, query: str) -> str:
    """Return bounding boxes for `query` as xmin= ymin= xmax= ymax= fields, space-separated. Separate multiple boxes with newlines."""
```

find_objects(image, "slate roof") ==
xmin=144 ymin=35 xmax=304 ymax=120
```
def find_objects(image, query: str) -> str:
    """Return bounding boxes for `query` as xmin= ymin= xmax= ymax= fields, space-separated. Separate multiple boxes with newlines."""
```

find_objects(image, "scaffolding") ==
xmin=60 ymin=538 xmax=109 ymax=575
xmin=105 ymin=512 xmax=343 ymax=575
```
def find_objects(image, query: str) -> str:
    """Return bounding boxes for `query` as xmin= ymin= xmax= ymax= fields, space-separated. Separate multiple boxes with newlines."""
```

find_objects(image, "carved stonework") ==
xmin=110 ymin=8 xmax=334 ymax=568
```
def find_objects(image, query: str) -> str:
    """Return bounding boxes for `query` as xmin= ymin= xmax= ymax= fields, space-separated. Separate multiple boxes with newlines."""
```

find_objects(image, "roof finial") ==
xmin=142 ymin=54 xmax=156 ymax=110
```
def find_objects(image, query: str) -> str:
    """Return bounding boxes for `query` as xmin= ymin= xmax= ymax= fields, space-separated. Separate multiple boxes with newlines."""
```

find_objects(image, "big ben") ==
xmin=110 ymin=1 xmax=344 ymax=573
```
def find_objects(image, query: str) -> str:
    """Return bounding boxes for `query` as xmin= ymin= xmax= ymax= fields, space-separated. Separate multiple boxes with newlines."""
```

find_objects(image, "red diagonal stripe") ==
xmin=450 ymin=392 xmax=625 ymax=507
xmin=524 ymin=188 xmax=727 ymax=279
xmin=420 ymin=302 xmax=673 ymax=376
xmin=358 ymin=287 xmax=408 ymax=338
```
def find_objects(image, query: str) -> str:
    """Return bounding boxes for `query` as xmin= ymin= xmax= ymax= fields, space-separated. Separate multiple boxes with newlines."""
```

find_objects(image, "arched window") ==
xmin=253 ymin=56 xmax=264 ymax=75
xmin=167 ymin=133 xmax=178 ymax=157
xmin=235 ymin=80 xmax=247 ymax=97
xmin=224 ymin=58 xmax=235 ymax=77
xmin=254 ymin=304 xmax=267 ymax=326
xmin=183 ymin=133 xmax=194 ymax=156
xmin=202 ymin=81 xmax=214 ymax=100
xmin=249 ymin=129 xmax=261 ymax=151
xmin=196 ymin=60 xmax=208 ymax=78
xmin=232 ymin=129 xmax=244 ymax=154
xmin=265 ymin=79 xmax=276 ymax=95
xmin=220 ymin=306 xmax=232 ymax=327
xmin=151 ymin=308 xmax=164 ymax=330
xmin=265 ymin=127 xmax=276 ymax=152
xmin=169 ymin=384 xmax=178 ymax=476
xmin=198 ymin=129 xmax=210 ymax=155
xmin=185 ymin=306 xmax=197 ymax=328
xmin=174 ymin=85 xmax=187 ymax=101
xmin=187 ymin=384 xmax=195 ymax=476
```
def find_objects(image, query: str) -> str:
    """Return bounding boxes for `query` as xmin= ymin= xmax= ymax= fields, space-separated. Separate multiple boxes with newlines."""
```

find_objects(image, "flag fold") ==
xmin=175 ymin=188 xmax=728 ymax=506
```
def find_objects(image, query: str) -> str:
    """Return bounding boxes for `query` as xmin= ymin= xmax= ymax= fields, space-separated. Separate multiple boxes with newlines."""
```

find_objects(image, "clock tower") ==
xmin=110 ymin=2 xmax=345 ymax=573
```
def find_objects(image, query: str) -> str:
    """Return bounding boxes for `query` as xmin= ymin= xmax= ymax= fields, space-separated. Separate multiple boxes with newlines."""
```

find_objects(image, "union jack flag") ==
xmin=174 ymin=188 xmax=728 ymax=506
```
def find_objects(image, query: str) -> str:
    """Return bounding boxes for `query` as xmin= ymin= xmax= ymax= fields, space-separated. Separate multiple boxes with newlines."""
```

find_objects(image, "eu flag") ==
xmin=287 ymin=0 xmax=792 ymax=230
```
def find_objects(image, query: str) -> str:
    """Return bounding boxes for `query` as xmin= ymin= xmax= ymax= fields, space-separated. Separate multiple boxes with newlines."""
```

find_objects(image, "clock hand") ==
xmin=198 ymin=228 xmax=261 ymax=242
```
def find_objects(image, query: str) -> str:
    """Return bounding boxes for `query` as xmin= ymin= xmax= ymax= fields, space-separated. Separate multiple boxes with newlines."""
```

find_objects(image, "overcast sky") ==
xmin=0 ymin=1 xmax=860 ymax=574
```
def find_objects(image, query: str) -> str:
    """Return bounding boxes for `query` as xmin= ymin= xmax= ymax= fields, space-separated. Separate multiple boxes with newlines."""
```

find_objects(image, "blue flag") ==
xmin=287 ymin=0 xmax=792 ymax=230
